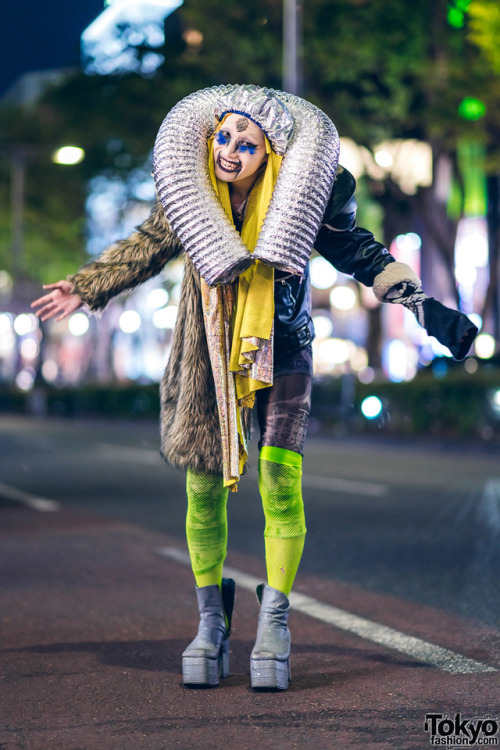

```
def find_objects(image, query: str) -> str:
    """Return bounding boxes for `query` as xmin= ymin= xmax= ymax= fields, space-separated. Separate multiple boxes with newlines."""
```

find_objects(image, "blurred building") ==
xmin=1 ymin=1 xmax=491 ymax=396
xmin=81 ymin=0 xmax=183 ymax=76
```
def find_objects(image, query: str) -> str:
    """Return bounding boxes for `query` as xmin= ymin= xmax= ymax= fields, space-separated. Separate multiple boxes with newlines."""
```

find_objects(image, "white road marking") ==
xmin=98 ymin=444 xmax=162 ymax=466
xmin=0 ymin=482 xmax=60 ymax=512
xmin=479 ymin=478 xmax=500 ymax=533
xmin=97 ymin=444 xmax=388 ymax=496
xmin=302 ymin=473 xmax=388 ymax=497
xmin=157 ymin=546 xmax=496 ymax=675
xmin=246 ymin=468 xmax=388 ymax=497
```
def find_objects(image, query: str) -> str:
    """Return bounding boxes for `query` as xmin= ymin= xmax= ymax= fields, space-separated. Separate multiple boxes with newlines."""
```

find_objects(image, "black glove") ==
xmin=420 ymin=297 xmax=478 ymax=361
xmin=384 ymin=282 xmax=478 ymax=360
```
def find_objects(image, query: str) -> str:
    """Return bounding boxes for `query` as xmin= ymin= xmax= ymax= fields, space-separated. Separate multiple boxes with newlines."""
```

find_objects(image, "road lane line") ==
xmin=98 ymin=444 xmax=389 ymax=497
xmin=0 ymin=482 xmax=60 ymax=512
xmin=479 ymin=478 xmax=500 ymax=533
xmin=302 ymin=473 xmax=389 ymax=497
xmin=98 ymin=444 xmax=162 ymax=466
xmin=245 ymin=468 xmax=388 ymax=497
xmin=157 ymin=546 xmax=496 ymax=675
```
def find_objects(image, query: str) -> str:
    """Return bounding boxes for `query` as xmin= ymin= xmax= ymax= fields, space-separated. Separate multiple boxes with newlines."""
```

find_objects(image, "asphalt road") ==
xmin=1 ymin=415 xmax=499 ymax=749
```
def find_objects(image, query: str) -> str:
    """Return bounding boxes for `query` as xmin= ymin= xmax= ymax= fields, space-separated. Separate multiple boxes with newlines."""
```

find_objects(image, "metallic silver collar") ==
xmin=153 ymin=84 xmax=340 ymax=286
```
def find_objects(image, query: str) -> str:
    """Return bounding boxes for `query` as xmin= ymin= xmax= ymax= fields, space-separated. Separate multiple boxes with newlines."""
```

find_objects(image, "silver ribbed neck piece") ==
xmin=153 ymin=84 xmax=340 ymax=286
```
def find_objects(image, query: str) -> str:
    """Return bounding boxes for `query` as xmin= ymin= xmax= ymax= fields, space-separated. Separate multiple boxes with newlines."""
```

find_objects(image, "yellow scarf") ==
xmin=207 ymin=122 xmax=282 ymax=405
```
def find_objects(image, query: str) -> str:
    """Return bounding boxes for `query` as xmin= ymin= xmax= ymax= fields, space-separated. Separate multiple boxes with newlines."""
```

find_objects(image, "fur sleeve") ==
xmin=68 ymin=199 xmax=183 ymax=313
xmin=372 ymin=262 xmax=422 ymax=302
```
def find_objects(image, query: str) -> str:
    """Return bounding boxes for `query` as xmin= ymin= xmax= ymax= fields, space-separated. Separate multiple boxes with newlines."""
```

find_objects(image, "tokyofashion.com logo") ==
xmin=424 ymin=714 xmax=499 ymax=746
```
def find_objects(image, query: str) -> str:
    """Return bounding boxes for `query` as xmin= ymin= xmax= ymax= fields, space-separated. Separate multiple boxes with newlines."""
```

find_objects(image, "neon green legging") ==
xmin=185 ymin=446 xmax=306 ymax=595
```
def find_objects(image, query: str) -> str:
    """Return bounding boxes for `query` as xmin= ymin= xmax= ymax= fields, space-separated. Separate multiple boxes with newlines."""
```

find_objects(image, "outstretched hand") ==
xmin=31 ymin=281 xmax=83 ymax=322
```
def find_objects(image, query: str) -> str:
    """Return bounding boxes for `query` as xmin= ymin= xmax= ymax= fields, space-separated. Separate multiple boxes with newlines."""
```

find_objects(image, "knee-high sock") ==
xmin=186 ymin=470 xmax=228 ymax=588
xmin=259 ymin=446 xmax=306 ymax=596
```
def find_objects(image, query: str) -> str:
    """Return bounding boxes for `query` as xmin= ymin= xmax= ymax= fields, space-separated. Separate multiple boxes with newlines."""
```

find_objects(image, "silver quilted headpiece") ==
xmin=153 ymin=84 xmax=340 ymax=286
xmin=214 ymin=84 xmax=294 ymax=155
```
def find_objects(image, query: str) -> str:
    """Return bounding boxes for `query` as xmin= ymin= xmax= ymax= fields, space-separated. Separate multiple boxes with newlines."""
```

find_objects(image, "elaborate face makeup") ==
xmin=235 ymin=116 xmax=249 ymax=132
xmin=213 ymin=113 xmax=267 ymax=187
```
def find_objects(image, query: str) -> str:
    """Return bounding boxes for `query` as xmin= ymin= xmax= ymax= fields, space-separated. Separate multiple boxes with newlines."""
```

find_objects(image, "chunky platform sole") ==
xmin=250 ymin=656 xmax=291 ymax=690
xmin=182 ymin=638 xmax=230 ymax=687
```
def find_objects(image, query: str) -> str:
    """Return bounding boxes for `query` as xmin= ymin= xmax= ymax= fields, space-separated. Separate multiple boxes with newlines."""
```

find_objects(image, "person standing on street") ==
xmin=32 ymin=84 xmax=477 ymax=690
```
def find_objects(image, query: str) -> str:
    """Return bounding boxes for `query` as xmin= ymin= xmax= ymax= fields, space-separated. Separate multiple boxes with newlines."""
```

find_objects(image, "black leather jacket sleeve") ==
xmin=314 ymin=168 xmax=395 ymax=286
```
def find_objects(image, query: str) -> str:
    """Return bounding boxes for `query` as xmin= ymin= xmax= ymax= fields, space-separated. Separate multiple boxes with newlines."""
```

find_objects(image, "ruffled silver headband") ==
xmin=214 ymin=85 xmax=294 ymax=155
xmin=153 ymin=84 xmax=340 ymax=286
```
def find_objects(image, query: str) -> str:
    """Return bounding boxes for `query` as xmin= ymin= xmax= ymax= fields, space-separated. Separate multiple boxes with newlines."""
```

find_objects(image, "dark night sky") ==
xmin=0 ymin=0 xmax=104 ymax=96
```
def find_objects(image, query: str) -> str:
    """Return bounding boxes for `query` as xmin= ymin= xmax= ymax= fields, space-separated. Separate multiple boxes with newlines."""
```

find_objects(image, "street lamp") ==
xmin=283 ymin=0 xmax=302 ymax=95
xmin=52 ymin=146 xmax=85 ymax=165
xmin=6 ymin=144 xmax=85 ymax=282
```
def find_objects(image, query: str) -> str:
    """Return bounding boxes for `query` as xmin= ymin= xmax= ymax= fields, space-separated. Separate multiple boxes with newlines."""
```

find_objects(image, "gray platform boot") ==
xmin=250 ymin=583 xmax=291 ymax=690
xmin=182 ymin=577 xmax=235 ymax=687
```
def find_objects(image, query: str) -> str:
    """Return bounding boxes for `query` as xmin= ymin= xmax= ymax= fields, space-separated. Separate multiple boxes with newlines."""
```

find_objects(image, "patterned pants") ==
xmin=186 ymin=345 xmax=312 ymax=592
xmin=256 ymin=345 xmax=313 ymax=456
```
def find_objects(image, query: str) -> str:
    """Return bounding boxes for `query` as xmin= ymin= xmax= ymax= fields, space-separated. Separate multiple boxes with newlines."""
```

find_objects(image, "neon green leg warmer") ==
xmin=186 ymin=470 xmax=229 ymax=588
xmin=259 ymin=446 xmax=306 ymax=596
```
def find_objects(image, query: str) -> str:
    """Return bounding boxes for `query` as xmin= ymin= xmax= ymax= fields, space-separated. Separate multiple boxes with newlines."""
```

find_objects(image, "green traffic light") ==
xmin=448 ymin=7 xmax=465 ymax=28
xmin=447 ymin=0 xmax=471 ymax=28
xmin=458 ymin=97 xmax=486 ymax=121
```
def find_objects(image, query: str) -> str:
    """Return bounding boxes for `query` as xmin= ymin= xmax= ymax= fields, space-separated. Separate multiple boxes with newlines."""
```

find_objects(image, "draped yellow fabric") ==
xmin=207 ymin=121 xmax=282 ymax=405
xmin=204 ymin=119 xmax=283 ymax=489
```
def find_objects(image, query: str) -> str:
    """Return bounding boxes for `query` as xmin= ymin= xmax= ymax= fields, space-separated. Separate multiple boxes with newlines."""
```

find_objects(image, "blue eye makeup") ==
xmin=239 ymin=143 xmax=257 ymax=155
xmin=216 ymin=131 xmax=229 ymax=145
xmin=215 ymin=131 xmax=257 ymax=155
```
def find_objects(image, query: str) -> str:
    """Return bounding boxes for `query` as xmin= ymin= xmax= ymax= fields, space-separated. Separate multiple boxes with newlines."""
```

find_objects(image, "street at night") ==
xmin=1 ymin=415 xmax=499 ymax=748
xmin=2 ymin=0 xmax=500 ymax=748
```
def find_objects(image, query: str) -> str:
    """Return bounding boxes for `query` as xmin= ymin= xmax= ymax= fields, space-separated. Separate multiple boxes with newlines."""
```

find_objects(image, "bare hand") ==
xmin=31 ymin=281 xmax=83 ymax=322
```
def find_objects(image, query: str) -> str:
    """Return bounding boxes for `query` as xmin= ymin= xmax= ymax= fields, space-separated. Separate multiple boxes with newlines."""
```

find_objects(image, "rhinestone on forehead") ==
xmin=235 ymin=116 xmax=249 ymax=132
xmin=214 ymin=85 xmax=294 ymax=155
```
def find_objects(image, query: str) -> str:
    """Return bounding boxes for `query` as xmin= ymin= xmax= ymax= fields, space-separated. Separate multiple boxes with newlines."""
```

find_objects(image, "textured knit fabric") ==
xmin=186 ymin=470 xmax=228 ymax=587
xmin=259 ymin=447 xmax=306 ymax=595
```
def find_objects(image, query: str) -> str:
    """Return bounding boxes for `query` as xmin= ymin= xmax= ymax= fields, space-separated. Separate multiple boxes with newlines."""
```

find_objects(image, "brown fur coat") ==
xmin=69 ymin=199 xmax=250 ymax=474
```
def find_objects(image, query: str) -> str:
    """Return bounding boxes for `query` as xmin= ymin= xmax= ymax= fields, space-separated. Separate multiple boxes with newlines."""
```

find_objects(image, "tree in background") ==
xmin=467 ymin=0 xmax=500 ymax=339
xmin=1 ymin=0 xmax=499 ymax=340
xmin=469 ymin=0 xmax=500 ymax=75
